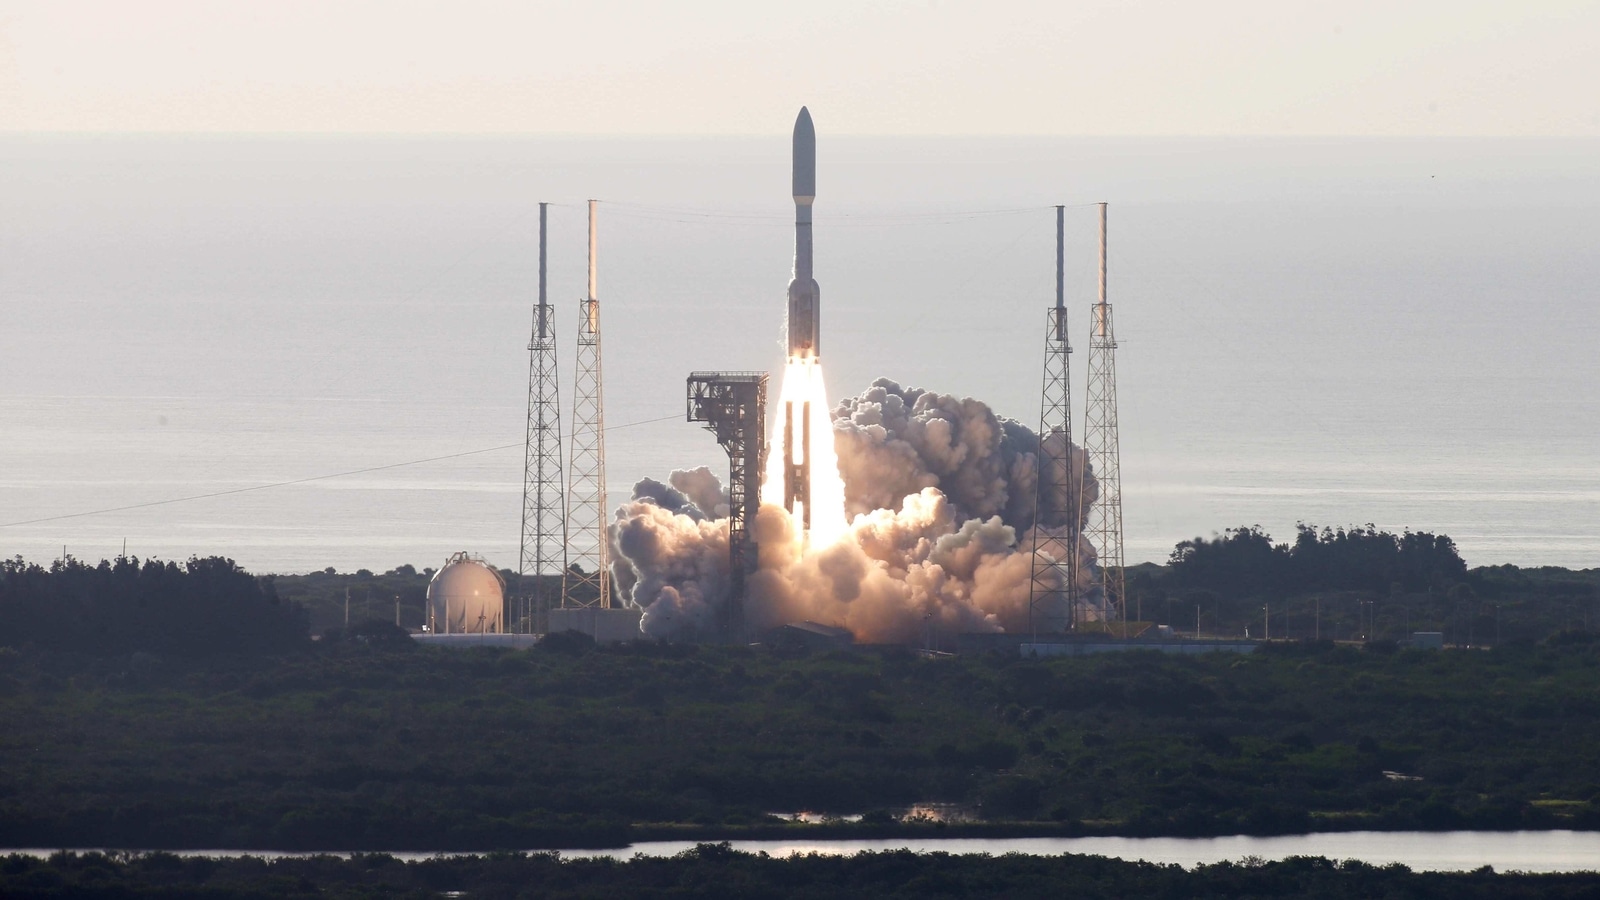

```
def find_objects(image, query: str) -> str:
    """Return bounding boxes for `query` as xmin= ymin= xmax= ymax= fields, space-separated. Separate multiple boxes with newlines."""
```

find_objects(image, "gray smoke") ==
xmin=668 ymin=466 xmax=730 ymax=520
xmin=609 ymin=379 xmax=1101 ymax=642
xmin=833 ymin=378 xmax=1095 ymax=531
xmin=610 ymin=487 xmax=731 ymax=636
xmin=623 ymin=466 xmax=731 ymax=524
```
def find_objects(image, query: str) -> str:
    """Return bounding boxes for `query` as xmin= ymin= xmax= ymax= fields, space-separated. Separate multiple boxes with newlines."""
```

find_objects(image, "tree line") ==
xmin=5 ymin=846 xmax=1599 ymax=899
xmin=1130 ymin=524 xmax=1597 ymax=643
xmin=0 ymin=556 xmax=306 ymax=657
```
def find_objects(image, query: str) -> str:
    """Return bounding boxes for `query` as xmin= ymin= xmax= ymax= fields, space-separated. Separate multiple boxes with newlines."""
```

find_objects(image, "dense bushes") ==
xmin=2 ymin=641 xmax=1598 ymax=850
xmin=1141 ymin=525 xmax=1597 ymax=643
xmin=0 ymin=556 xmax=307 ymax=657
xmin=1168 ymin=524 xmax=1466 ymax=596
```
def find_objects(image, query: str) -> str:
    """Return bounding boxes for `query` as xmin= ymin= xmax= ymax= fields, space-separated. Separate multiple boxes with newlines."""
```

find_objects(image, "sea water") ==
xmin=7 ymin=830 xmax=1600 ymax=873
xmin=1 ymin=136 xmax=1596 ymax=573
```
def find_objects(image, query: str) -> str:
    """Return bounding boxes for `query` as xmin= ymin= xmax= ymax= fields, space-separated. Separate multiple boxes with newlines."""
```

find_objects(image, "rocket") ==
xmin=787 ymin=107 xmax=820 ymax=359
xmin=781 ymin=107 xmax=818 ymax=531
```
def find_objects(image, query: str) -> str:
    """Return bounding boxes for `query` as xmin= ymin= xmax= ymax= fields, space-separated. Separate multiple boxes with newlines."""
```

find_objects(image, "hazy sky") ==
xmin=3 ymin=0 xmax=1598 ymax=135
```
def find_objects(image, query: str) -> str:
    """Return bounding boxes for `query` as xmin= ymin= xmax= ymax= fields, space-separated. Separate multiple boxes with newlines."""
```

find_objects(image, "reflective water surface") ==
xmin=10 ymin=831 xmax=1600 ymax=873
xmin=3 ymin=137 xmax=1598 ymax=573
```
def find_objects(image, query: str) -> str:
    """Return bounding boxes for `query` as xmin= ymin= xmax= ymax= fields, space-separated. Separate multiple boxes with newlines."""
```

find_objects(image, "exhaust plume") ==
xmin=609 ymin=379 xmax=1101 ymax=642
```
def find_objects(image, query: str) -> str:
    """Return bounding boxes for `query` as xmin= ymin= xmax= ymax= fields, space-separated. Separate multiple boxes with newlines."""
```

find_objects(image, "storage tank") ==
xmin=426 ymin=552 xmax=505 ymax=634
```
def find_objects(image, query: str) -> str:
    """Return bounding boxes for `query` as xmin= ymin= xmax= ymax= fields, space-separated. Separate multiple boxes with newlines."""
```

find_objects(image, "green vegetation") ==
xmin=2 ymin=638 xmax=1599 ymax=850
xmin=1130 ymin=525 xmax=1600 ymax=643
xmin=268 ymin=564 xmax=435 ymax=634
xmin=4 ymin=848 xmax=1599 ymax=899
xmin=4 ymin=535 xmax=1598 ymax=852
xmin=8 ymin=521 xmax=1596 ymax=653
xmin=0 ymin=556 xmax=305 ymax=657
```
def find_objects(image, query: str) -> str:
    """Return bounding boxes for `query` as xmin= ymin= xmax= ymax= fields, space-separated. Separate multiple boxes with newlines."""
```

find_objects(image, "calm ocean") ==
xmin=2 ymin=136 xmax=1595 ymax=573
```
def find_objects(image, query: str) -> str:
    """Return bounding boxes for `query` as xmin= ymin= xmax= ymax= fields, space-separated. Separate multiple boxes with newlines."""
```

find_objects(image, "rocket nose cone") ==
xmin=792 ymin=107 xmax=816 ymax=199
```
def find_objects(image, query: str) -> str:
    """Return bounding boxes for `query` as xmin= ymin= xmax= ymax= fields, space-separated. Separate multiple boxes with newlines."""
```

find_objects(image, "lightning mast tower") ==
xmin=564 ymin=200 xmax=610 ymax=609
xmin=517 ymin=202 xmax=564 ymax=633
xmin=1029 ymin=205 xmax=1077 ymax=636
xmin=1080 ymin=202 xmax=1126 ymax=627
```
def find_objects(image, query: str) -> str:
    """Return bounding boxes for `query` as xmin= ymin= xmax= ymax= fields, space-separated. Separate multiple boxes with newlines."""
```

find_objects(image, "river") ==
xmin=9 ymin=831 xmax=1599 ymax=873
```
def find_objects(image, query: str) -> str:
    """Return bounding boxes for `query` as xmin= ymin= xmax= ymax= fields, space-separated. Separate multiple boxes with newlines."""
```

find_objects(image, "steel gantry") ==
xmin=687 ymin=371 xmax=769 ymax=638
xmin=1080 ymin=202 xmax=1127 ymax=627
xmin=565 ymin=200 xmax=610 ymax=609
xmin=1029 ymin=205 xmax=1078 ymax=636
xmin=517 ymin=202 xmax=565 ymax=632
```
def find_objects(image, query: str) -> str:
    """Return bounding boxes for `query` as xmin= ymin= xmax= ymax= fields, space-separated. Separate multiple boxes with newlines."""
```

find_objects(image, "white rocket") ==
xmin=787 ymin=107 xmax=820 ymax=359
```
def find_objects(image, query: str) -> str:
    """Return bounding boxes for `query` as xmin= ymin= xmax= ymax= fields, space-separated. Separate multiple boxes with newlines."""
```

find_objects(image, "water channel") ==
xmin=10 ymin=831 xmax=1600 ymax=873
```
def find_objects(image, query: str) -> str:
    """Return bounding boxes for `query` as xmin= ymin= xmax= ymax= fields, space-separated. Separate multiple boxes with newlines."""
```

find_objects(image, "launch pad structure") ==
xmin=1030 ymin=202 xmax=1130 ymax=635
xmin=1081 ymin=203 xmax=1127 ymax=626
xmin=565 ymin=200 xmax=611 ymax=610
xmin=506 ymin=109 xmax=1131 ymax=646
xmin=687 ymin=371 xmax=769 ymax=637
xmin=1029 ymin=205 xmax=1077 ymax=636
xmin=516 ymin=202 xmax=565 ymax=634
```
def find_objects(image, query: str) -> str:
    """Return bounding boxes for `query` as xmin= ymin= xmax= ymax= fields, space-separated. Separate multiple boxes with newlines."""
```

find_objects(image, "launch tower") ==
xmin=1080 ymin=203 xmax=1126 ymax=626
xmin=687 ymin=371 xmax=769 ymax=636
xmin=1029 ymin=205 xmax=1077 ymax=635
xmin=565 ymin=200 xmax=610 ymax=609
xmin=517 ymin=202 xmax=565 ymax=632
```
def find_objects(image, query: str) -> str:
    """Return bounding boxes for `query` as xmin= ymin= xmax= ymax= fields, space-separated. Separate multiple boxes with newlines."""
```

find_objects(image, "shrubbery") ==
xmin=0 ymin=556 xmax=306 ymax=657
xmin=1 ymin=641 xmax=1598 ymax=849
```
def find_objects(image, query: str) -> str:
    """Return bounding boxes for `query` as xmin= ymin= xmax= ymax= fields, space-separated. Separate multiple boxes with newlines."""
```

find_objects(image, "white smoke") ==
xmin=608 ymin=379 xmax=1101 ymax=642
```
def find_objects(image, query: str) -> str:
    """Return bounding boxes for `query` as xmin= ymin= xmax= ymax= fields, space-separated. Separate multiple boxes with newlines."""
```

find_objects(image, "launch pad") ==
xmin=511 ymin=104 xmax=1129 ymax=645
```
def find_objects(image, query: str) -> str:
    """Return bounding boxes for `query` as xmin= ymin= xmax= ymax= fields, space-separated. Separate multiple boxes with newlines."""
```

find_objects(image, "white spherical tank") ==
xmin=426 ymin=552 xmax=505 ymax=634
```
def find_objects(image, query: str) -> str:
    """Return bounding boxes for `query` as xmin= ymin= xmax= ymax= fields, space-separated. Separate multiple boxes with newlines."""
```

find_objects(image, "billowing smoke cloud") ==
xmin=833 ymin=378 xmax=1094 ymax=531
xmin=608 ymin=380 xmax=1101 ymax=642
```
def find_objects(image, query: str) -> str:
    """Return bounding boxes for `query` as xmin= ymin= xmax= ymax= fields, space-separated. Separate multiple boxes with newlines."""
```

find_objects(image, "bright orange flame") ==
xmin=763 ymin=357 xmax=848 ymax=547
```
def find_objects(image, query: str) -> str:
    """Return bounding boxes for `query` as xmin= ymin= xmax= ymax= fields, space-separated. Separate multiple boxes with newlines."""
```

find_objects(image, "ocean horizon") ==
xmin=2 ymin=135 xmax=1596 ymax=573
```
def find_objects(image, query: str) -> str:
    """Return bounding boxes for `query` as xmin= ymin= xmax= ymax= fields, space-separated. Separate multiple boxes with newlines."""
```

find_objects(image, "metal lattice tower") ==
xmin=1081 ymin=202 xmax=1126 ymax=627
xmin=1029 ymin=205 xmax=1076 ymax=637
xmin=687 ymin=371 xmax=769 ymax=637
xmin=517 ymin=202 xmax=565 ymax=634
xmin=564 ymin=200 xmax=610 ymax=609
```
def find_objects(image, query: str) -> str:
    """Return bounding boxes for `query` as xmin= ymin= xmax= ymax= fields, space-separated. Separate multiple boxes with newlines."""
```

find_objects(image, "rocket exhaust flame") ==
xmin=783 ymin=398 xmax=810 ymax=531
xmin=618 ymin=375 xmax=1097 ymax=642
xmin=764 ymin=357 xmax=846 ymax=547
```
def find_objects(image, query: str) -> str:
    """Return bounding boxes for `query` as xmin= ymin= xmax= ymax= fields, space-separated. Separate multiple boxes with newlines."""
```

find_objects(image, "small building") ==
xmin=547 ymin=606 xmax=644 ymax=643
xmin=766 ymin=620 xmax=855 ymax=651
xmin=1021 ymin=637 xmax=1257 ymax=657
xmin=1408 ymin=631 xmax=1445 ymax=650
xmin=412 ymin=633 xmax=540 ymax=650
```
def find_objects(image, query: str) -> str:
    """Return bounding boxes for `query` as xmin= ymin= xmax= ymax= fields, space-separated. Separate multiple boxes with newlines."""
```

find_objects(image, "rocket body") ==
xmin=787 ymin=107 xmax=820 ymax=359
